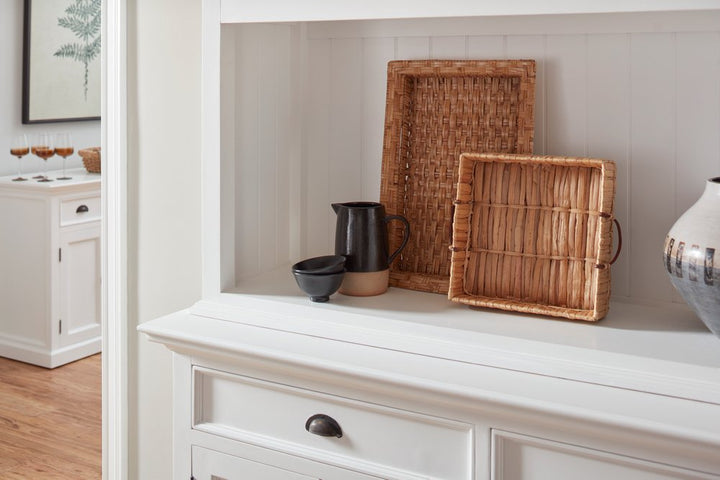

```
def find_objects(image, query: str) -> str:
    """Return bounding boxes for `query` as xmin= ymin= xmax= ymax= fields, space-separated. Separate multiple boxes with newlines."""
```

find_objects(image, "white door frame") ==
xmin=102 ymin=0 xmax=127 ymax=478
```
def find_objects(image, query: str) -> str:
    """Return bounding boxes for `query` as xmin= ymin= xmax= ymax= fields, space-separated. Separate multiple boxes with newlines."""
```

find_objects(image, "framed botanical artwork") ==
xmin=22 ymin=0 xmax=101 ymax=124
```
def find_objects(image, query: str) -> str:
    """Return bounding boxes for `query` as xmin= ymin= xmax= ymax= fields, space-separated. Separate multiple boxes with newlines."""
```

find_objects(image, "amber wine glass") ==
xmin=31 ymin=133 xmax=54 ymax=183
xmin=10 ymin=134 xmax=29 ymax=181
xmin=55 ymin=132 xmax=73 ymax=180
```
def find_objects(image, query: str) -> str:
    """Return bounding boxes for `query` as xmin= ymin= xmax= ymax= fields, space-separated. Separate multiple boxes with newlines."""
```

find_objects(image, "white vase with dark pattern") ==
xmin=664 ymin=177 xmax=720 ymax=338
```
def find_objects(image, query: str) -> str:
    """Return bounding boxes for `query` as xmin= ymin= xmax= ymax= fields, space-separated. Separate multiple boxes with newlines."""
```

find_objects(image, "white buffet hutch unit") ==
xmin=0 ymin=169 xmax=101 ymax=368
xmin=139 ymin=2 xmax=720 ymax=479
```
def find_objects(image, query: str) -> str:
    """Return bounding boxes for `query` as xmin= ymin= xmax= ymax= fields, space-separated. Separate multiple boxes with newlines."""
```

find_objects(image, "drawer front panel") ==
xmin=60 ymin=195 xmax=101 ymax=226
xmin=493 ymin=430 xmax=716 ymax=480
xmin=192 ymin=446 xmax=317 ymax=480
xmin=193 ymin=367 xmax=473 ymax=480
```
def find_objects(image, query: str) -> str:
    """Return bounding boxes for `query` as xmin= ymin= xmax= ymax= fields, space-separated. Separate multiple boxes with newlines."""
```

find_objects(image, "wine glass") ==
xmin=55 ymin=132 xmax=74 ymax=180
xmin=9 ymin=134 xmax=29 ymax=181
xmin=31 ymin=133 xmax=54 ymax=183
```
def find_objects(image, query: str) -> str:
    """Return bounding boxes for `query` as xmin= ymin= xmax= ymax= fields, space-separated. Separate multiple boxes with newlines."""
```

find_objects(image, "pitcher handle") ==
xmin=385 ymin=215 xmax=410 ymax=266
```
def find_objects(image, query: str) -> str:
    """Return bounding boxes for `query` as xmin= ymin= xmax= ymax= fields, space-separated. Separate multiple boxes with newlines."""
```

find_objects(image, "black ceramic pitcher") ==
xmin=332 ymin=202 xmax=410 ymax=296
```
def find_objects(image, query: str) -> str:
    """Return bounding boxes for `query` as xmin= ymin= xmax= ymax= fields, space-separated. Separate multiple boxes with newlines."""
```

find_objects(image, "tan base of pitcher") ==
xmin=339 ymin=270 xmax=389 ymax=296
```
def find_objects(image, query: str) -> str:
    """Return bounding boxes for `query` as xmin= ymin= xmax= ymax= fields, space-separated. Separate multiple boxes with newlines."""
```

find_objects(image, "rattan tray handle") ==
xmin=595 ymin=217 xmax=622 ymax=269
xmin=610 ymin=218 xmax=622 ymax=266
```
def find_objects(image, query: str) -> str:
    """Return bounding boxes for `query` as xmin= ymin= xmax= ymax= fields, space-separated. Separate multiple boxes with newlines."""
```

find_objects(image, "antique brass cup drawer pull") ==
xmin=305 ymin=414 xmax=342 ymax=438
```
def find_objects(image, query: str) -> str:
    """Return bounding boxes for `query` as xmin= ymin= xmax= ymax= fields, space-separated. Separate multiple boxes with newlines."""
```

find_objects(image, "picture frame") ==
xmin=22 ymin=0 xmax=101 ymax=124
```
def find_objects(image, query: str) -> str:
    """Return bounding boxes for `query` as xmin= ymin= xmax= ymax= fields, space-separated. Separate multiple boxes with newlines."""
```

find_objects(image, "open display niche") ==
xmin=189 ymin=7 xmax=720 ymax=404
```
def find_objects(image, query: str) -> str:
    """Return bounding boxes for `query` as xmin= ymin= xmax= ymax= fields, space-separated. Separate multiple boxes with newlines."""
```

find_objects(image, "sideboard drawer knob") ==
xmin=76 ymin=204 xmax=89 ymax=213
xmin=305 ymin=414 xmax=343 ymax=438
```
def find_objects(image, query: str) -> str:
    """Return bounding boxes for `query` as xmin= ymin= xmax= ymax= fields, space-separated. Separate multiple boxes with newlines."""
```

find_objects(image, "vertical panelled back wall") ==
xmin=228 ymin=12 xmax=720 ymax=307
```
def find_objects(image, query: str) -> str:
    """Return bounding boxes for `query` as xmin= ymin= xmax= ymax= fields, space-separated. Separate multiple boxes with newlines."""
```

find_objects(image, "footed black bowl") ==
xmin=292 ymin=270 xmax=344 ymax=302
xmin=291 ymin=255 xmax=346 ymax=275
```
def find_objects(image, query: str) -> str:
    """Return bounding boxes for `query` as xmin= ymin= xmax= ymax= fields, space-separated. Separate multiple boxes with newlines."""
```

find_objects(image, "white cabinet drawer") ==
xmin=60 ymin=195 xmax=100 ymax=226
xmin=193 ymin=367 xmax=473 ymax=480
xmin=493 ymin=430 xmax=718 ymax=480
xmin=191 ymin=444 xmax=378 ymax=480
xmin=192 ymin=446 xmax=316 ymax=480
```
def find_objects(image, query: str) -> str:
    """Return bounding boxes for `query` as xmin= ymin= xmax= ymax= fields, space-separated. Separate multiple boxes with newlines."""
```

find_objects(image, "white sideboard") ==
xmin=141 ymin=301 xmax=720 ymax=480
xmin=139 ymin=1 xmax=720 ymax=478
xmin=0 ymin=169 xmax=101 ymax=368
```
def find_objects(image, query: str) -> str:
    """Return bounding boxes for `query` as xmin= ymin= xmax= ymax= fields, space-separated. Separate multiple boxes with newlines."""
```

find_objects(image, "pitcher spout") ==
xmin=331 ymin=203 xmax=342 ymax=214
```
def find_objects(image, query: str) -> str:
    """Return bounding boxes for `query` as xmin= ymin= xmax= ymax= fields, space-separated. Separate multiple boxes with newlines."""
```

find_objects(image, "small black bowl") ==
xmin=292 ymin=270 xmax=345 ymax=302
xmin=292 ymin=255 xmax=346 ymax=275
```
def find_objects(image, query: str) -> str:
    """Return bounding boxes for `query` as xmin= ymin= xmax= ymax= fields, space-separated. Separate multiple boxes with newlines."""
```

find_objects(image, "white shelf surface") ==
xmin=181 ymin=266 xmax=720 ymax=405
xmin=0 ymin=169 xmax=100 ymax=192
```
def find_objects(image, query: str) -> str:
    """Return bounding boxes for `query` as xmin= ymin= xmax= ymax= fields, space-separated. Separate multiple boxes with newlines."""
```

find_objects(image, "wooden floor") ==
xmin=0 ymin=354 xmax=101 ymax=479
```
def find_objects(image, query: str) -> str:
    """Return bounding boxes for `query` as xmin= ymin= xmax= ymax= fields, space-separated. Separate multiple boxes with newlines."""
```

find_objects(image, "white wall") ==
xmin=127 ymin=0 xmax=202 ymax=478
xmin=0 ymin=0 xmax=100 ymax=178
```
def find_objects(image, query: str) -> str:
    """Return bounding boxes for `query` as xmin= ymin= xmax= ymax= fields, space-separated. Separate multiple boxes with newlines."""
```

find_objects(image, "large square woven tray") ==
xmin=448 ymin=153 xmax=617 ymax=321
xmin=380 ymin=59 xmax=536 ymax=294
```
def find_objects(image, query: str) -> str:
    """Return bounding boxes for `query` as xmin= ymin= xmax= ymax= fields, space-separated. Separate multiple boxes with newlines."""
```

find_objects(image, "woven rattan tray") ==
xmin=380 ymin=59 xmax=536 ymax=294
xmin=449 ymin=153 xmax=617 ymax=321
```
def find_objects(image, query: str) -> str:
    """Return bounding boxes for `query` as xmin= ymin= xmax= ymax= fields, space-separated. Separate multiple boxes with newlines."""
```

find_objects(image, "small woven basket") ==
xmin=79 ymin=147 xmax=101 ymax=173
xmin=449 ymin=153 xmax=617 ymax=321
